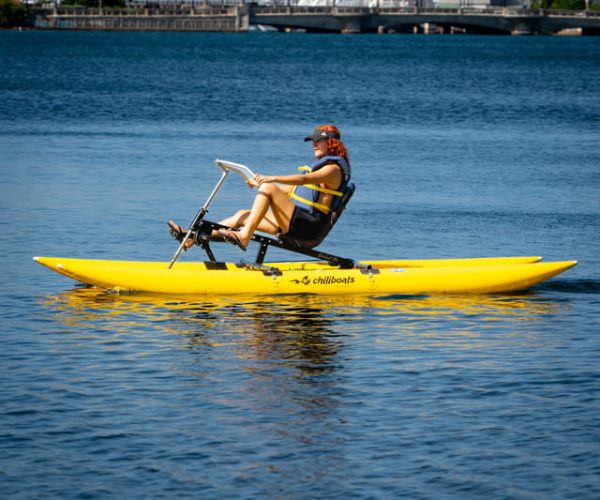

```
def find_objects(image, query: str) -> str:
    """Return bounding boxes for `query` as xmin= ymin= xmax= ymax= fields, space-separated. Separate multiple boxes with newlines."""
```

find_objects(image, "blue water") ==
xmin=1 ymin=31 xmax=600 ymax=498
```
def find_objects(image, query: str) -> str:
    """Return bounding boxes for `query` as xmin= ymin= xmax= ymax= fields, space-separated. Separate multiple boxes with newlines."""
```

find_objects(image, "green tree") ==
xmin=531 ymin=0 xmax=586 ymax=7
xmin=550 ymin=0 xmax=585 ymax=8
xmin=0 ymin=0 xmax=27 ymax=27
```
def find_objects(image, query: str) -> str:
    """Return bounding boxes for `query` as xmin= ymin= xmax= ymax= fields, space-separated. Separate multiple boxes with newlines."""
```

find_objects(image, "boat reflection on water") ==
xmin=40 ymin=286 xmax=570 ymax=353
xmin=41 ymin=287 xmax=349 ymax=376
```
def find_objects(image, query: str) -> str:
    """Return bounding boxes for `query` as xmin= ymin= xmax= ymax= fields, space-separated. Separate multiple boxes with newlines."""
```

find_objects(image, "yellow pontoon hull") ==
xmin=34 ymin=256 xmax=577 ymax=295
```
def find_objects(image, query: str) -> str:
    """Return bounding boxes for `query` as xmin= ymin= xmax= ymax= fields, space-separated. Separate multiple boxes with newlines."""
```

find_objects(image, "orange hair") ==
xmin=315 ymin=124 xmax=349 ymax=163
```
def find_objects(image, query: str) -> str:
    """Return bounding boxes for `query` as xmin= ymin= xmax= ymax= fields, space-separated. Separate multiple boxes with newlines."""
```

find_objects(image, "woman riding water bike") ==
xmin=168 ymin=124 xmax=352 ymax=251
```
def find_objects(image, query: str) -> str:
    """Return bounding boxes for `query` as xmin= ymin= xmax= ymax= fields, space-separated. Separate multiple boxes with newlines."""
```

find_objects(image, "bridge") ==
xmin=30 ymin=3 xmax=600 ymax=35
xmin=249 ymin=6 xmax=600 ymax=35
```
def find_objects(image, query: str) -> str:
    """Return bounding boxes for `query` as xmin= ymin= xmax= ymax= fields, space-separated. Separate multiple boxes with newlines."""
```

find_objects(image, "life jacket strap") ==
xmin=303 ymin=183 xmax=344 ymax=197
xmin=288 ymin=191 xmax=332 ymax=214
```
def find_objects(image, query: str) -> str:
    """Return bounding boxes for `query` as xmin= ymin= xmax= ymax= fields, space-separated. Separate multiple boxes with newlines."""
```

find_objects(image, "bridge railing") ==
xmin=541 ymin=8 xmax=600 ymax=16
xmin=36 ymin=4 xmax=236 ymax=15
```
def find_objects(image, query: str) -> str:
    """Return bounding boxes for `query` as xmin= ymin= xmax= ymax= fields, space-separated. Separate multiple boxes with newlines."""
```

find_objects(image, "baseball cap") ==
xmin=303 ymin=128 xmax=340 ymax=142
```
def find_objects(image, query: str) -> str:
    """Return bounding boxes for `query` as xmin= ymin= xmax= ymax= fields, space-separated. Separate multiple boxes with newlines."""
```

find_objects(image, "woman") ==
xmin=169 ymin=124 xmax=351 ymax=251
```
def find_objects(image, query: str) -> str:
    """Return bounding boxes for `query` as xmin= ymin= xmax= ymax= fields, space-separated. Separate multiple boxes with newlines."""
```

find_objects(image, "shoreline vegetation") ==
xmin=2 ymin=0 xmax=600 ymax=33
xmin=1 ymin=0 xmax=26 ymax=27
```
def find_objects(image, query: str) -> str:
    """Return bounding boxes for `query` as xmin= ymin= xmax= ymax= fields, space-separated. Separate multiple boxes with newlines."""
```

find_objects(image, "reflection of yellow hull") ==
xmin=42 ymin=286 xmax=568 ymax=341
xmin=34 ymin=255 xmax=576 ymax=295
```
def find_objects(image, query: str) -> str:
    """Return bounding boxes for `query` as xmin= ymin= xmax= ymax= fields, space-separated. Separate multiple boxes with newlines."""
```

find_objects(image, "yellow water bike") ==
xmin=35 ymin=160 xmax=577 ymax=295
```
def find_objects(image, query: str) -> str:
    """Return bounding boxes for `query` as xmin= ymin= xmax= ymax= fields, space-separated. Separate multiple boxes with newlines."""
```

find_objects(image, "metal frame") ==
xmin=191 ymin=219 xmax=355 ymax=269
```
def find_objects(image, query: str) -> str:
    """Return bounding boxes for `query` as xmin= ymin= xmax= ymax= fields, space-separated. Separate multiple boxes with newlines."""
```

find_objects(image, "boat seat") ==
xmin=278 ymin=182 xmax=355 ymax=250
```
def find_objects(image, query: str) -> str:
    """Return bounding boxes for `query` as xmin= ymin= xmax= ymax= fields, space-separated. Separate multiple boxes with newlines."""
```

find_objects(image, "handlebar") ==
xmin=214 ymin=159 xmax=256 ymax=181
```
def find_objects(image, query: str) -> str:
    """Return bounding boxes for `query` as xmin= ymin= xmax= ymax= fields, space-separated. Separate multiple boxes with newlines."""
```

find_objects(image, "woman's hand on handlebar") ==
xmin=247 ymin=174 xmax=274 ymax=188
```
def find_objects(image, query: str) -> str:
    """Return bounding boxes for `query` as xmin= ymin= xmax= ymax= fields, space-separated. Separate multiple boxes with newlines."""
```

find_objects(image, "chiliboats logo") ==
xmin=289 ymin=276 xmax=312 ymax=285
xmin=290 ymin=275 xmax=355 ymax=286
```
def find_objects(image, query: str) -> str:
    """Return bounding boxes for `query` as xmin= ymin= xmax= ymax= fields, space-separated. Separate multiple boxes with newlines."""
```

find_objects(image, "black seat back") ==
xmin=279 ymin=182 xmax=355 ymax=249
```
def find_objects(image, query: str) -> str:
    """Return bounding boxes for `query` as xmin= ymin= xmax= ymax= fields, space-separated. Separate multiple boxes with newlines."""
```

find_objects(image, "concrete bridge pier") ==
xmin=340 ymin=17 xmax=363 ymax=34
xmin=511 ymin=21 xmax=535 ymax=35
xmin=235 ymin=4 xmax=250 ymax=31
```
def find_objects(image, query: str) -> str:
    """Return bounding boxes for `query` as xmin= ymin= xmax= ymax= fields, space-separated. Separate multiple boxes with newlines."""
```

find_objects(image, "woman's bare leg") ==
xmin=218 ymin=210 xmax=250 ymax=229
xmin=172 ymin=187 xmax=289 ymax=247
xmin=231 ymin=184 xmax=295 ymax=247
xmin=216 ymin=208 xmax=279 ymax=236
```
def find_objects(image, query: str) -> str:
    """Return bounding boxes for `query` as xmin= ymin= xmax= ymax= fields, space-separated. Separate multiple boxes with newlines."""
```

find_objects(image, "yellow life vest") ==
xmin=288 ymin=156 xmax=351 ymax=214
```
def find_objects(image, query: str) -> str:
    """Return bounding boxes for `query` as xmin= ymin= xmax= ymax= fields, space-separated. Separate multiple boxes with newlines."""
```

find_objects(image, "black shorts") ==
xmin=285 ymin=206 xmax=329 ymax=241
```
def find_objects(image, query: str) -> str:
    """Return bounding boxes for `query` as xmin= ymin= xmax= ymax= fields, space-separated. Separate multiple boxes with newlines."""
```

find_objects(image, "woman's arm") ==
xmin=253 ymin=163 xmax=342 ymax=188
